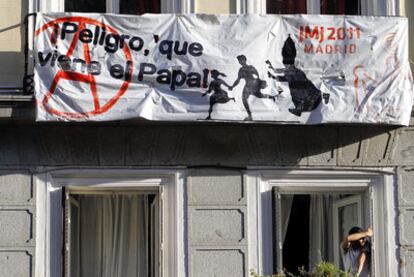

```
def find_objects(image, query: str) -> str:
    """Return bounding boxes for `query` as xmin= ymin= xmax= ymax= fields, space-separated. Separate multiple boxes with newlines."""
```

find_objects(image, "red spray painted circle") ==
xmin=35 ymin=16 xmax=134 ymax=119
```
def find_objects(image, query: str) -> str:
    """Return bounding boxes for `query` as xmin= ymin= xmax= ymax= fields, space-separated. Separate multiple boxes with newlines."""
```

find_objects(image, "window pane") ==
xmin=120 ymin=0 xmax=161 ymax=15
xmin=65 ymin=0 xmax=106 ymax=12
xmin=338 ymin=203 xmax=359 ymax=269
xmin=321 ymin=0 xmax=360 ymax=15
xmin=267 ymin=0 xmax=307 ymax=14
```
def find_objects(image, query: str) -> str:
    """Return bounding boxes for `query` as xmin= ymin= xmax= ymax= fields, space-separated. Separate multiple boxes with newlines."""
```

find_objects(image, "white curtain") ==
xmin=79 ymin=194 xmax=149 ymax=277
xmin=308 ymin=194 xmax=338 ymax=269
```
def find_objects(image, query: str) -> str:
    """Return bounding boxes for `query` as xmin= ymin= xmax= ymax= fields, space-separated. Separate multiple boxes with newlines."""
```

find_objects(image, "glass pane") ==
xmin=338 ymin=203 xmax=359 ymax=269
xmin=195 ymin=0 xmax=237 ymax=13
xmin=338 ymin=203 xmax=359 ymax=240
xmin=65 ymin=0 xmax=106 ymax=13
xmin=120 ymin=0 xmax=161 ymax=15
xmin=267 ymin=0 xmax=307 ymax=14
xmin=321 ymin=0 xmax=360 ymax=15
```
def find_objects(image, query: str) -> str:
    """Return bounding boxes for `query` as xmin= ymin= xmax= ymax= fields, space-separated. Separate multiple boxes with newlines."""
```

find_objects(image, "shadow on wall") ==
xmin=173 ymin=124 xmax=402 ymax=166
xmin=0 ymin=123 xmax=405 ymax=167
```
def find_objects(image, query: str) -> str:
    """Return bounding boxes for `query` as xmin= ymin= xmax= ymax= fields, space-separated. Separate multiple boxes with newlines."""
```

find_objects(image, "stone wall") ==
xmin=0 ymin=171 xmax=34 ymax=277
xmin=187 ymin=170 xmax=247 ymax=277
xmin=0 ymin=124 xmax=406 ymax=166
xmin=0 ymin=123 xmax=413 ymax=276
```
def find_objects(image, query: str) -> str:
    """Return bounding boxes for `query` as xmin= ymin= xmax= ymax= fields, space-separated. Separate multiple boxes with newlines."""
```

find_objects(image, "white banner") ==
xmin=34 ymin=13 xmax=413 ymax=124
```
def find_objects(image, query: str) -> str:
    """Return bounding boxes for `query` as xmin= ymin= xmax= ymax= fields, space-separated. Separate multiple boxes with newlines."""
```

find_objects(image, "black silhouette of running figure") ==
xmin=230 ymin=55 xmax=275 ymax=121
xmin=267 ymin=35 xmax=330 ymax=117
xmin=202 ymin=69 xmax=235 ymax=120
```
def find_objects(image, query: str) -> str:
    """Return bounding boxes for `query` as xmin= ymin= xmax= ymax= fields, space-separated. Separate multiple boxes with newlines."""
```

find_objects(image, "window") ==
xmin=64 ymin=191 xmax=160 ymax=277
xmin=64 ymin=0 xmax=161 ymax=14
xmin=273 ymin=191 xmax=368 ymax=275
xmin=120 ymin=0 xmax=161 ymax=15
xmin=35 ymin=170 xmax=185 ymax=277
xmin=39 ymin=0 xmax=162 ymax=13
xmin=266 ymin=0 xmax=362 ymax=15
xmin=320 ymin=0 xmax=360 ymax=15
xmin=247 ymin=170 xmax=398 ymax=277
xmin=266 ymin=0 xmax=307 ymax=14
xmin=65 ymin=0 xmax=106 ymax=13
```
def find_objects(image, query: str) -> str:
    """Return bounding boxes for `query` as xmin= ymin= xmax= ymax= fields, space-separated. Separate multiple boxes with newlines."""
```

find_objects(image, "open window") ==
xmin=332 ymin=194 xmax=364 ymax=270
xmin=273 ymin=190 xmax=369 ymax=275
xmin=248 ymin=170 xmax=398 ymax=277
xmin=35 ymin=170 xmax=184 ymax=277
xmin=64 ymin=189 xmax=160 ymax=277
xmin=64 ymin=0 xmax=161 ymax=14
xmin=266 ymin=0 xmax=363 ymax=15
xmin=38 ymin=0 xmax=163 ymax=14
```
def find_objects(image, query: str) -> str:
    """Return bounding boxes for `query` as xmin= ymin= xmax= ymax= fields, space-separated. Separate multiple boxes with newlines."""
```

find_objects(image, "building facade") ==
xmin=0 ymin=0 xmax=413 ymax=276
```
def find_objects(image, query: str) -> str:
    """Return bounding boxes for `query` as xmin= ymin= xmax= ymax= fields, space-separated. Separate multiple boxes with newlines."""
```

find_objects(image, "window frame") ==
xmin=331 ymin=194 xmax=365 ymax=269
xmin=246 ymin=169 xmax=398 ymax=276
xmin=35 ymin=169 xmax=185 ymax=277
xmin=273 ymin=189 xmax=368 ymax=273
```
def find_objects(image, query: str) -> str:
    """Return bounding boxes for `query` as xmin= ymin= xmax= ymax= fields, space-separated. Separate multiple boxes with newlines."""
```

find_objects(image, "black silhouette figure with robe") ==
xmin=267 ymin=35 xmax=329 ymax=117
xmin=230 ymin=55 xmax=275 ymax=121
xmin=202 ymin=69 xmax=235 ymax=120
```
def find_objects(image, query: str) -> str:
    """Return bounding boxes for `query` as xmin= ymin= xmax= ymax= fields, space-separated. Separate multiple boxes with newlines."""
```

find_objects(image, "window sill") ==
xmin=0 ymin=91 xmax=35 ymax=122
xmin=0 ymin=95 xmax=34 ymax=102
xmin=0 ymin=87 xmax=34 ymax=102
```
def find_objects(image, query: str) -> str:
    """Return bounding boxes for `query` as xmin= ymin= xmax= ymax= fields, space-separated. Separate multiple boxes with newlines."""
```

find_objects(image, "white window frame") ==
xmin=247 ymin=169 xmax=398 ymax=276
xmin=35 ymin=169 xmax=185 ymax=277
xmin=332 ymin=194 xmax=364 ymax=269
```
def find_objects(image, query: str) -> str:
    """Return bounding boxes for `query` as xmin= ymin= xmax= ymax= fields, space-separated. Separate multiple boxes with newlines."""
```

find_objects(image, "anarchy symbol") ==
xmin=35 ymin=16 xmax=133 ymax=119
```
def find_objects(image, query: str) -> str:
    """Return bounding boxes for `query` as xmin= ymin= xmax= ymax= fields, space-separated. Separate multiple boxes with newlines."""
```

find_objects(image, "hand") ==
xmin=365 ymin=227 xmax=373 ymax=237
